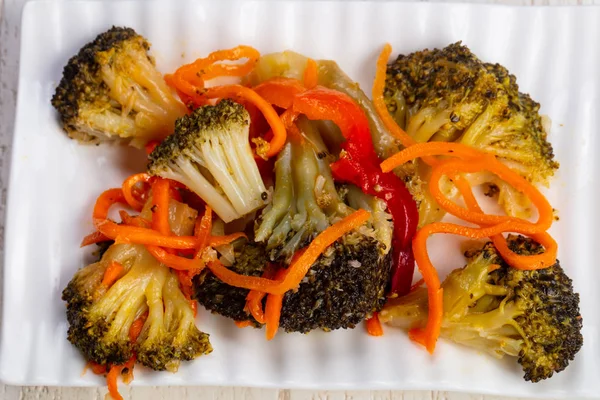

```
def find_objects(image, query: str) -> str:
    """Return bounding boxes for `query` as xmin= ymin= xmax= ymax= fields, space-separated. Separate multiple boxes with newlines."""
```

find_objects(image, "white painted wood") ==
xmin=0 ymin=0 xmax=595 ymax=399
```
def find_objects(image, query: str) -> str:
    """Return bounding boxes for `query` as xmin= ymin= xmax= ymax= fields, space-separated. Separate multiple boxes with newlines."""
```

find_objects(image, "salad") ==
xmin=51 ymin=27 xmax=582 ymax=399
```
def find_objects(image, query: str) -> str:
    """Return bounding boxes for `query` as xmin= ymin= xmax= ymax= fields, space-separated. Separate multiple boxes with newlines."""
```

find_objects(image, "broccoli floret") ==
xmin=147 ymin=99 xmax=268 ymax=223
xmin=194 ymin=117 xmax=394 ymax=333
xmin=384 ymin=43 xmax=559 ymax=223
xmin=255 ymin=116 xmax=392 ymax=262
xmin=62 ymin=243 xmax=212 ymax=370
xmin=194 ymin=243 xmax=268 ymax=324
xmin=51 ymin=26 xmax=186 ymax=147
xmin=380 ymin=235 xmax=583 ymax=383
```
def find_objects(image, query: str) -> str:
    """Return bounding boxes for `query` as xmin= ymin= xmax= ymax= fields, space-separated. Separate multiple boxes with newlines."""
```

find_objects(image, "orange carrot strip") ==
xmin=253 ymin=77 xmax=306 ymax=109
xmin=106 ymin=365 xmax=124 ymax=400
xmin=81 ymin=231 xmax=110 ymax=247
xmin=87 ymin=361 xmax=107 ymax=375
xmin=235 ymin=320 xmax=254 ymax=328
xmin=264 ymin=267 xmax=288 ymax=341
xmin=197 ymin=85 xmax=286 ymax=158
xmin=208 ymin=232 xmax=247 ymax=247
xmin=428 ymin=157 xmax=554 ymax=232
xmin=366 ymin=313 xmax=384 ymax=337
xmin=94 ymin=219 xmax=197 ymax=249
xmin=146 ymin=245 xmax=205 ymax=271
xmin=93 ymin=189 xmax=128 ymax=220
xmin=380 ymin=142 xmax=487 ymax=173
xmin=121 ymin=174 xmax=153 ymax=212
xmin=102 ymin=261 xmax=124 ymax=287
xmin=373 ymin=44 xmax=416 ymax=148
xmin=206 ymin=209 xmax=371 ymax=294
xmin=194 ymin=207 xmax=213 ymax=258
xmin=245 ymin=264 xmax=278 ymax=324
xmin=128 ymin=313 xmax=148 ymax=343
xmin=151 ymin=178 xmax=172 ymax=235
xmin=303 ymin=58 xmax=319 ymax=89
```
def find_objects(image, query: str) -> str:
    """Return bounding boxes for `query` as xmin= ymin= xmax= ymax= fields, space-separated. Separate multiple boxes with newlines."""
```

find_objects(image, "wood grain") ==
xmin=0 ymin=0 xmax=595 ymax=399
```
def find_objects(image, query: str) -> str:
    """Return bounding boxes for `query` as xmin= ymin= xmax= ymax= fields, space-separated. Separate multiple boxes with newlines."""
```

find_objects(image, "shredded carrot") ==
xmin=94 ymin=220 xmax=197 ymax=249
xmin=102 ymin=261 xmax=125 ymax=287
xmin=428 ymin=157 xmax=554 ymax=232
xmin=87 ymin=361 xmax=107 ymax=375
xmin=93 ymin=189 xmax=128 ymax=220
xmin=373 ymin=44 xmax=416 ymax=148
xmin=106 ymin=356 xmax=136 ymax=400
xmin=151 ymin=178 xmax=172 ymax=235
xmin=206 ymin=209 xmax=371 ymax=294
xmin=303 ymin=58 xmax=319 ymax=89
xmin=208 ymin=233 xmax=247 ymax=247
xmin=366 ymin=313 xmax=384 ymax=336
xmin=106 ymin=365 xmax=124 ymax=400
xmin=380 ymin=142 xmax=486 ymax=173
xmin=235 ymin=320 xmax=254 ymax=328
xmin=167 ymin=45 xmax=260 ymax=92
xmin=190 ymin=300 xmax=198 ymax=318
xmin=197 ymin=85 xmax=287 ymax=158
xmin=146 ymin=245 xmax=205 ymax=270
xmin=245 ymin=263 xmax=278 ymax=324
xmin=121 ymin=174 xmax=153 ymax=212
xmin=194 ymin=207 xmax=213 ymax=257
xmin=253 ymin=77 xmax=306 ymax=109
xmin=80 ymin=231 xmax=110 ymax=247
xmin=128 ymin=313 xmax=148 ymax=343
xmin=264 ymin=267 xmax=288 ymax=340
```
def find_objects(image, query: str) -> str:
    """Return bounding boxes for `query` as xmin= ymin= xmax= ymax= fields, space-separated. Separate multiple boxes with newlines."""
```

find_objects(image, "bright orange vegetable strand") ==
xmin=121 ymin=174 xmax=153 ymax=212
xmin=102 ymin=261 xmax=125 ymax=287
xmin=151 ymin=178 xmax=172 ymax=235
xmin=366 ymin=313 xmax=384 ymax=336
xmin=206 ymin=209 xmax=371 ymax=294
xmin=80 ymin=231 xmax=110 ymax=247
xmin=303 ymin=58 xmax=319 ymax=89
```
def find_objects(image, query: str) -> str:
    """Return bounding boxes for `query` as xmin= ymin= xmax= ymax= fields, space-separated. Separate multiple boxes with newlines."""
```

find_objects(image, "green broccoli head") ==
xmin=147 ymin=99 xmax=268 ymax=223
xmin=193 ymin=233 xmax=392 ymax=333
xmin=194 ymin=116 xmax=394 ymax=333
xmin=62 ymin=243 xmax=212 ymax=371
xmin=254 ymin=116 xmax=392 ymax=262
xmin=384 ymin=43 xmax=559 ymax=224
xmin=193 ymin=242 xmax=268 ymax=324
xmin=380 ymin=235 xmax=582 ymax=383
xmin=51 ymin=26 xmax=186 ymax=147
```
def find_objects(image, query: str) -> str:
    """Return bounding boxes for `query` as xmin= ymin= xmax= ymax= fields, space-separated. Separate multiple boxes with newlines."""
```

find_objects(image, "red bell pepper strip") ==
xmin=293 ymin=87 xmax=419 ymax=295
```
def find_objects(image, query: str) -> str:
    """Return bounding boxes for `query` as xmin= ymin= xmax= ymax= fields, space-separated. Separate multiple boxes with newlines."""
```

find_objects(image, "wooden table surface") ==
xmin=0 ymin=0 xmax=595 ymax=399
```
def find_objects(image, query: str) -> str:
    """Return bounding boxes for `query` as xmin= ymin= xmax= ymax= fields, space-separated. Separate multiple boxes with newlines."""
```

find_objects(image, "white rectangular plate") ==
xmin=1 ymin=0 xmax=599 ymax=397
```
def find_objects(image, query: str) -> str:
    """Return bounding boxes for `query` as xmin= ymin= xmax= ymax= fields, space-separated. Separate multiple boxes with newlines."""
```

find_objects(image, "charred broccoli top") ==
xmin=194 ymin=117 xmax=394 ymax=333
xmin=384 ymin=43 xmax=559 ymax=223
xmin=148 ymin=99 xmax=268 ymax=223
xmin=380 ymin=235 xmax=583 ymax=382
xmin=52 ymin=26 xmax=186 ymax=147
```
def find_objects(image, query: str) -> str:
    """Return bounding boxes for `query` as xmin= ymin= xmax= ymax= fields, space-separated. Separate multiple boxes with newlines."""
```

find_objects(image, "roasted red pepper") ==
xmin=293 ymin=87 xmax=419 ymax=295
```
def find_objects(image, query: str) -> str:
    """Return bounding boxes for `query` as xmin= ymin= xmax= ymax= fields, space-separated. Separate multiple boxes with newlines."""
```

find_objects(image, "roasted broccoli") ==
xmin=380 ymin=235 xmax=583 ymax=382
xmin=52 ymin=26 xmax=187 ymax=147
xmin=63 ymin=243 xmax=212 ymax=371
xmin=147 ymin=99 xmax=268 ymax=223
xmin=194 ymin=117 xmax=395 ymax=332
xmin=63 ymin=198 xmax=212 ymax=371
xmin=384 ymin=43 xmax=559 ymax=224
